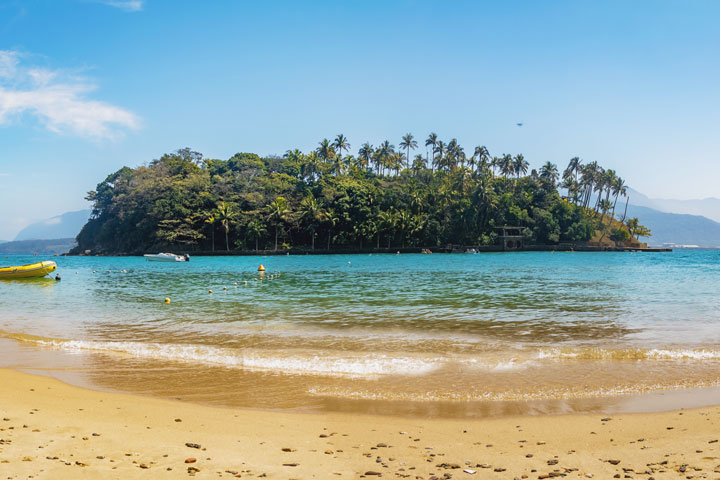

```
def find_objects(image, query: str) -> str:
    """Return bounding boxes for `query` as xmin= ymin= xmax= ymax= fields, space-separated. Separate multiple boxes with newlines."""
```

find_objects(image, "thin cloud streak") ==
xmin=100 ymin=1 xmax=143 ymax=12
xmin=0 ymin=50 xmax=139 ymax=139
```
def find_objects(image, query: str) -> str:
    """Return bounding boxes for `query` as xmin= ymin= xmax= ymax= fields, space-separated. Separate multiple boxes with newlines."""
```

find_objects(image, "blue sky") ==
xmin=0 ymin=0 xmax=719 ymax=240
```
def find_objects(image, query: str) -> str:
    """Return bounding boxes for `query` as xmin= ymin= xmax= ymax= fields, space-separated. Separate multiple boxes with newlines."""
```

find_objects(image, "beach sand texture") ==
xmin=1 ymin=369 xmax=719 ymax=479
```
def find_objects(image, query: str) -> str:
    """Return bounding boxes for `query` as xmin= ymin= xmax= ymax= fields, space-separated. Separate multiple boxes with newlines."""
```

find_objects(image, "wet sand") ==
xmin=1 ymin=368 xmax=720 ymax=479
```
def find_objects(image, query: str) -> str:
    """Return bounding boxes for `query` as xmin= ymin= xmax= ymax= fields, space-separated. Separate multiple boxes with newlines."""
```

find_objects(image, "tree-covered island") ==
xmin=73 ymin=134 xmax=649 ymax=255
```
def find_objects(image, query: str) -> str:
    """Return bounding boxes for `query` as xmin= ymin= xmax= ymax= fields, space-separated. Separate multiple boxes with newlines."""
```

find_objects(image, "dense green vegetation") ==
xmin=75 ymin=134 xmax=641 ymax=254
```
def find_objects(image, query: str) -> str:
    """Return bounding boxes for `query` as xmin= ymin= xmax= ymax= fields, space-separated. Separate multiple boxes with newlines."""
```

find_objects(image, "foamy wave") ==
xmin=537 ymin=347 xmax=720 ymax=361
xmin=461 ymin=358 xmax=537 ymax=371
xmin=33 ymin=339 xmax=441 ymax=378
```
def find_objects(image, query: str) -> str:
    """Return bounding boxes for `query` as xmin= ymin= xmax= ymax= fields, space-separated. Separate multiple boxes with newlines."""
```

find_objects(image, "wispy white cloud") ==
xmin=0 ymin=50 xmax=140 ymax=139
xmin=99 ymin=0 xmax=143 ymax=12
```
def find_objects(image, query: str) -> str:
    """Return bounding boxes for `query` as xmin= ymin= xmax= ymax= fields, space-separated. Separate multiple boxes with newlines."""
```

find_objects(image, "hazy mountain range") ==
xmin=626 ymin=188 xmax=720 ymax=223
xmin=14 ymin=210 xmax=91 ymax=241
xmin=624 ymin=205 xmax=720 ymax=247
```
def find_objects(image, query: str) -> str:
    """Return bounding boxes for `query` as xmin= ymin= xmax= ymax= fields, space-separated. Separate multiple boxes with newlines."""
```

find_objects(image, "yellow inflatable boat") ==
xmin=0 ymin=261 xmax=57 ymax=279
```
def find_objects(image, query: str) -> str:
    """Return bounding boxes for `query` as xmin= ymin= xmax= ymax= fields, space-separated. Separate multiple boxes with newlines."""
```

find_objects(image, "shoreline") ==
xmin=66 ymin=245 xmax=672 ymax=257
xmin=1 ymin=368 xmax=719 ymax=479
xmin=3 ymin=336 xmax=720 ymax=420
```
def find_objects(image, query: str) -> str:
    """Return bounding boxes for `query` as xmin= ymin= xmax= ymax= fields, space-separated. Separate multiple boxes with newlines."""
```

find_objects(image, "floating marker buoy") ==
xmin=223 ymin=286 xmax=227 ymax=290
xmin=208 ymin=289 xmax=213 ymax=294
xmin=164 ymin=297 xmax=171 ymax=303
xmin=244 ymin=281 xmax=248 ymax=285
xmin=234 ymin=282 xmax=238 ymax=286
xmin=258 ymin=264 xmax=266 ymax=271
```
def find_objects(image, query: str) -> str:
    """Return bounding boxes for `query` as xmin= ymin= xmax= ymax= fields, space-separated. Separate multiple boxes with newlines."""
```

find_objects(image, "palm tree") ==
xmin=393 ymin=152 xmax=406 ymax=175
xmin=377 ymin=140 xmax=395 ymax=176
xmin=215 ymin=201 xmax=237 ymax=251
xmin=472 ymin=146 xmax=489 ymax=173
xmin=490 ymin=156 xmax=501 ymax=177
xmin=433 ymin=140 xmax=446 ymax=171
xmin=513 ymin=154 xmax=529 ymax=179
xmin=500 ymin=153 xmax=514 ymax=178
xmin=358 ymin=142 xmax=373 ymax=171
xmin=539 ymin=161 xmax=559 ymax=185
xmin=203 ymin=212 xmax=216 ymax=252
xmin=611 ymin=176 xmax=626 ymax=218
xmin=333 ymin=134 xmax=350 ymax=161
xmin=316 ymin=139 xmax=335 ymax=165
xmin=266 ymin=196 xmax=292 ymax=251
xmin=399 ymin=133 xmax=418 ymax=170
xmin=245 ymin=216 xmax=266 ymax=252
xmin=325 ymin=208 xmax=339 ymax=250
xmin=300 ymin=195 xmax=328 ymax=250
xmin=377 ymin=209 xmax=396 ymax=248
xmin=564 ymin=156 xmax=582 ymax=183
xmin=425 ymin=132 xmax=438 ymax=171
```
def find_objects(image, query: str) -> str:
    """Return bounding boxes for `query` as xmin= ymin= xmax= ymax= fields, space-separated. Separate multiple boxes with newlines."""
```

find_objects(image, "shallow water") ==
xmin=1 ymin=250 xmax=720 ymax=416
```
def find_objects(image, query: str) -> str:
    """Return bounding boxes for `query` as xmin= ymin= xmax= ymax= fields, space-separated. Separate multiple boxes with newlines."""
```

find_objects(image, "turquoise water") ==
xmin=1 ymin=250 xmax=720 ymax=411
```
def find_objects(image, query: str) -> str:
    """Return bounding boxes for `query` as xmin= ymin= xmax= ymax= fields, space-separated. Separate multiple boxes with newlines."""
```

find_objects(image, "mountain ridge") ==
xmin=14 ymin=210 xmax=91 ymax=241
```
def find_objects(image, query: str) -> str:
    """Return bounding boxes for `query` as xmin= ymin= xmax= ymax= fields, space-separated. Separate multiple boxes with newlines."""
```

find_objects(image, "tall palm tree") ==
xmin=564 ymin=156 xmax=582 ymax=183
xmin=377 ymin=140 xmax=395 ymax=176
xmin=611 ymin=176 xmax=626 ymax=218
xmin=266 ymin=196 xmax=292 ymax=251
xmin=399 ymin=133 xmax=418 ymax=170
xmin=316 ymin=139 xmax=335 ymax=165
xmin=539 ymin=161 xmax=559 ymax=185
xmin=472 ymin=146 xmax=489 ymax=173
xmin=204 ymin=212 xmax=216 ymax=252
xmin=377 ymin=209 xmax=397 ymax=248
xmin=500 ymin=153 xmax=514 ymax=178
xmin=393 ymin=152 xmax=406 ymax=176
xmin=333 ymin=134 xmax=350 ymax=161
xmin=246 ymin=217 xmax=266 ymax=252
xmin=425 ymin=132 xmax=438 ymax=171
xmin=490 ymin=156 xmax=501 ymax=177
xmin=358 ymin=142 xmax=373 ymax=171
xmin=215 ymin=201 xmax=237 ymax=251
xmin=513 ymin=154 xmax=528 ymax=179
xmin=300 ymin=195 xmax=328 ymax=250
xmin=325 ymin=208 xmax=339 ymax=250
xmin=433 ymin=140 xmax=446 ymax=171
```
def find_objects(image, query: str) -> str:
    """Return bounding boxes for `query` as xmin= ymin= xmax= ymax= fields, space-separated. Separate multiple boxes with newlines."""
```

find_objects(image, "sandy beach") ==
xmin=0 ymin=368 xmax=718 ymax=479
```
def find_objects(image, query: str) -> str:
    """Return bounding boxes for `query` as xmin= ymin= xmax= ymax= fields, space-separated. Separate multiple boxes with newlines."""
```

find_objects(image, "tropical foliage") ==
xmin=75 ymin=135 xmax=639 ymax=254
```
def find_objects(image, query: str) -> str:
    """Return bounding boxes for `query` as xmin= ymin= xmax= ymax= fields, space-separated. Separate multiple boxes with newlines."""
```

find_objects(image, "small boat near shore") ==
xmin=0 ymin=261 xmax=57 ymax=279
xmin=144 ymin=253 xmax=190 ymax=262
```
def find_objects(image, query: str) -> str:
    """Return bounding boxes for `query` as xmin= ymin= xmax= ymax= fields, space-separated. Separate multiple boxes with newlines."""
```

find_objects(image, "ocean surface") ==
xmin=2 ymin=251 xmax=720 ymax=417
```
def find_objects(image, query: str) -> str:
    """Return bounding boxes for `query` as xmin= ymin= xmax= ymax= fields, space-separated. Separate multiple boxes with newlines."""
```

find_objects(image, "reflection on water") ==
xmin=1 ymin=251 xmax=720 ymax=416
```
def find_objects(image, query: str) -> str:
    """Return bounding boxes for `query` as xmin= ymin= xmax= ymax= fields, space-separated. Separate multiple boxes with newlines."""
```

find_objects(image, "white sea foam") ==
xmin=34 ymin=339 xmax=441 ymax=378
xmin=536 ymin=347 xmax=720 ymax=361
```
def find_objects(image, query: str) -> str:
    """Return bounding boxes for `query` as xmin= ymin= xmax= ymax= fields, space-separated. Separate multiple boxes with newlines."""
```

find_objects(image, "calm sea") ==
xmin=2 ymin=250 xmax=720 ymax=416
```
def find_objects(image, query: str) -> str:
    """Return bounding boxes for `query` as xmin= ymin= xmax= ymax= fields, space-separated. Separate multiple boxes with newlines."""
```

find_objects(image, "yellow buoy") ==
xmin=208 ymin=289 xmax=213 ymax=294
xmin=164 ymin=297 xmax=171 ymax=303
xmin=258 ymin=264 xmax=266 ymax=272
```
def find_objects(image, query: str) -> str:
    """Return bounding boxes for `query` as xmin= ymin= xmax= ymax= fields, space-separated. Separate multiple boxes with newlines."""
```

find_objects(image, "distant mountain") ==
xmin=14 ymin=210 xmax=91 ymax=241
xmin=0 ymin=238 xmax=77 ymax=255
xmin=627 ymin=188 xmax=720 ymax=223
xmin=624 ymin=204 xmax=720 ymax=247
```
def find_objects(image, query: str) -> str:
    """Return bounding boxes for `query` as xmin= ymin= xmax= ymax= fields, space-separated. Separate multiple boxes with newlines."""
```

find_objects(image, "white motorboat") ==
xmin=144 ymin=253 xmax=189 ymax=262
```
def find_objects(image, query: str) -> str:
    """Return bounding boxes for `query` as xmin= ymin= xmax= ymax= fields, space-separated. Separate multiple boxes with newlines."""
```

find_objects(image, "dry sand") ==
xmin=1 ymin=368 xmax=719 ymax=479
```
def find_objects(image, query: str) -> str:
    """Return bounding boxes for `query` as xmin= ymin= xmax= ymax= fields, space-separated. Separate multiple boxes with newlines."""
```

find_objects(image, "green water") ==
xmin=1 ymin=250 xmax=719 ymax=413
